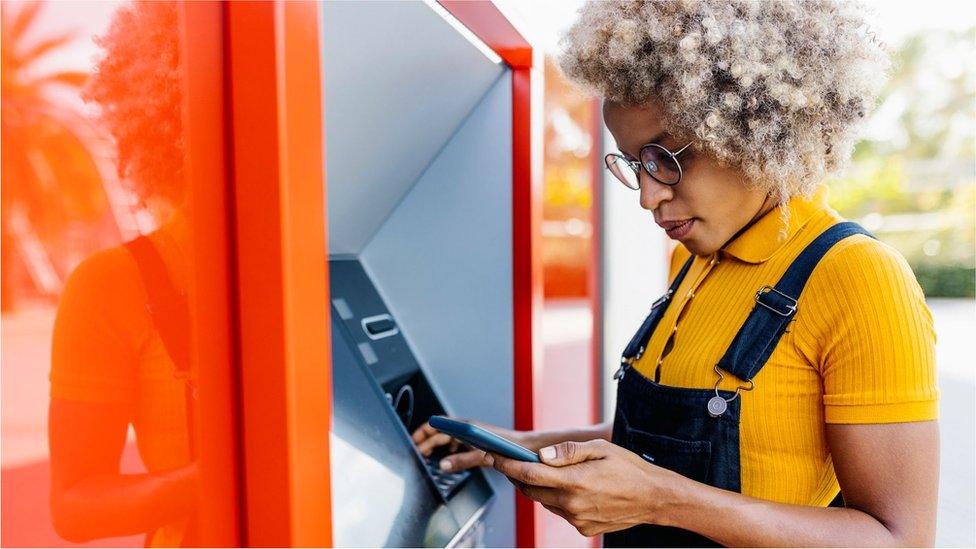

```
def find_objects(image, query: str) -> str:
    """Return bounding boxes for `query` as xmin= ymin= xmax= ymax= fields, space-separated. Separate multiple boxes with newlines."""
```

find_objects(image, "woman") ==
xmin=48 ymin=2 xmax=198 ymax=546
xmin=413 ymin=1 xmax=939 ymax=546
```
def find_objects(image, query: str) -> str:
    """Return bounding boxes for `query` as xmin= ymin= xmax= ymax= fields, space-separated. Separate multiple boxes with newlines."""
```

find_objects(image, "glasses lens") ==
xmin=640 ymin=145 xmax=681 ymax=185
xmin=606 ymin=155 xmax=640 ymax=190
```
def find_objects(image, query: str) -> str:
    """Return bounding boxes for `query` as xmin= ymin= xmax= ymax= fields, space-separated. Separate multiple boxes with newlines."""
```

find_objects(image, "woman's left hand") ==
xmin=485 ymin=439 xmax=684 ymax=537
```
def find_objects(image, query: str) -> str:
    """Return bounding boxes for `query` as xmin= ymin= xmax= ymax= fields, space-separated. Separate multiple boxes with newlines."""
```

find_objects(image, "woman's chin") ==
xmin=680 ymin=238 xmax=717 ymax=257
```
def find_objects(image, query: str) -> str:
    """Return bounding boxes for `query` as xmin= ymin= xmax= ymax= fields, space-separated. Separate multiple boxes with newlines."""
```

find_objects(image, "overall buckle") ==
xmin=651 ymin=289 xmax=673 ymax=310
xmin=614 ymin=357 xmax=636 ymax=381
xmin=707 ymin=365 xmax=755 ymax=417
xmin=754 ymin=285 xmax=797 ymax=317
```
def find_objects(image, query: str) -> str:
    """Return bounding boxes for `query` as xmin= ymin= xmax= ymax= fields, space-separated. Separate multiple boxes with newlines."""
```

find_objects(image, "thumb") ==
xmin=538 ymin=439 xmax=607 ymax=467
xmin=437 ymin=450 xmax=487 ymax=472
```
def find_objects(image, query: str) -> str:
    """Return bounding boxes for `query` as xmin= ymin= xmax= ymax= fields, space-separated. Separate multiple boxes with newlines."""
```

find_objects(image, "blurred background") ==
xmin=1 ymin=0 xmax=974 ymax=547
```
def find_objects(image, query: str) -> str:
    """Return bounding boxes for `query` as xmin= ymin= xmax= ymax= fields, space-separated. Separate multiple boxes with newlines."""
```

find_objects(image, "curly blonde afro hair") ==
xmin=558 ymin=0 xmax=890 ymax=201
xmin=83 ymin=1 xmax=184 ymax=207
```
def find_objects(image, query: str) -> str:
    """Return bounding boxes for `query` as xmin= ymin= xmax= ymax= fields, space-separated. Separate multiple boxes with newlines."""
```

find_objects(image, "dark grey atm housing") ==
xmin=329 ymin=259 xmax=494 ymax=547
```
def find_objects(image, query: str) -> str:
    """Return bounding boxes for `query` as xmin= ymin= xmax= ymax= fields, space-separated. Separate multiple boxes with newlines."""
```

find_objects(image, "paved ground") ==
xmin=537 ymin=300 xmax=598 ymax=548
xmin=2 ymin=298 xmax=973 ymax=546
xmin=927 ymin=298 xmax=976 ymax=547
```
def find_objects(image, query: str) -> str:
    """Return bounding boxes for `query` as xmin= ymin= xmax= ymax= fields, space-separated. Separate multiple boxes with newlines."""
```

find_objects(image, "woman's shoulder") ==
xmin=805 ymin=229 xmax=929 ymax=321
xmin=816 ymin=231 xmax=921 ymax=289
xmin=66 ymin=245 xmax=141 ymax=290
xmin=59 ymin=244 xmax=146 ymax=316
xmin=52 ymin=243 xmax=152 ymax=403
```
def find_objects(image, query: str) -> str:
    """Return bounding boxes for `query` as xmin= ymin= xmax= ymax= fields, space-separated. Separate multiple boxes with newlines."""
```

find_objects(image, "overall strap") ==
xmin=716 ymin=221 xmax=875 ymax=382
xmin=124 ymin=235 xmax=195 ymax=462
xmin=124 ymin=236 xmax=191 ymax=375
xmin=621 ymin=253 xmax=696 ymax=361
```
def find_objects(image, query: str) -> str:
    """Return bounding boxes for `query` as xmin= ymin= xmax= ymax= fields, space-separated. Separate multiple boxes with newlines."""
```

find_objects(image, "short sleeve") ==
xmin=50 ymin=248 xmax=142 ymax=405
xmin=808 ymin=236 xmax=939 ymax=424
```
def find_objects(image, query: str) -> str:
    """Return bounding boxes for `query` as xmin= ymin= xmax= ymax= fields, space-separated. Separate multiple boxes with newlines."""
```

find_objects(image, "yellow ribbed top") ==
xmin=632 ymin=183 xmax=939 ymax=505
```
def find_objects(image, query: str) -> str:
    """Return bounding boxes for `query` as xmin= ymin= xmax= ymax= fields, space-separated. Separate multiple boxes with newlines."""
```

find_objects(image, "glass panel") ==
xmin=1 ymin=2 xmax=232 ymax=546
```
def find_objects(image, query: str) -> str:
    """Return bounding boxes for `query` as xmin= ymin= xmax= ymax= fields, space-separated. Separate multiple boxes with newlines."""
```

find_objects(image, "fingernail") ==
xmin=483 ymin=453 xmax=495 ymax=466
xmin=540 ymin=446 xmax=556 ymax=460
xmin=439 ymin=459 xmax=452 ymax=472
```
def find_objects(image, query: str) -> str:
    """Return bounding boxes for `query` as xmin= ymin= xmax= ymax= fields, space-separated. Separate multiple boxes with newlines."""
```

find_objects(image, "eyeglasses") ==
xmin=605 ymin=141 xmax=693 ymax=189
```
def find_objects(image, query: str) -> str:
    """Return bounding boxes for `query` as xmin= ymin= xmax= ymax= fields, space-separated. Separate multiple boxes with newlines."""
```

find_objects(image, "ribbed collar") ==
xmin=719 ymin=184 xmax=830 ymax=264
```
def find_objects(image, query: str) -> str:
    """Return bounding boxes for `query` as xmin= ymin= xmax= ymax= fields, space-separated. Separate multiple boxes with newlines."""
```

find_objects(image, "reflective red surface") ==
xmin=2 ymin=2 xmax=236 ymax=545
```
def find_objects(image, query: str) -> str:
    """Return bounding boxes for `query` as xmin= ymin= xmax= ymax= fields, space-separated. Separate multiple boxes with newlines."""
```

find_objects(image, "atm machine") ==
xmin=329 ymin=261 xmax=494 ymax=547
xmin=320 ymin=1 xmax=525 ymax=546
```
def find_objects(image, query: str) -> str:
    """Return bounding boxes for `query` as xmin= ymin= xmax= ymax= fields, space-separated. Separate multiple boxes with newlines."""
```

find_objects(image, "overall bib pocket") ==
xmin=627 ymin=428 xmax=712 ymax=485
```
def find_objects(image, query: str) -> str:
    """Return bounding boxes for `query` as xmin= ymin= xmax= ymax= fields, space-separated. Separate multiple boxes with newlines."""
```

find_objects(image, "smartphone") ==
xmin=429 ymin=415 xmax=541 ymax=463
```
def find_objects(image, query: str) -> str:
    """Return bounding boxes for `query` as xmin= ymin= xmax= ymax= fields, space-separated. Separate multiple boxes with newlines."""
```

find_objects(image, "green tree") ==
xmin=832 ymin=27 xmax=975 ymax=297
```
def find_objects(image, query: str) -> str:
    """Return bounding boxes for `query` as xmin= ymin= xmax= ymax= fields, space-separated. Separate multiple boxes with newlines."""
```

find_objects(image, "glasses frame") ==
xmin=605 ymin=141 xmax=693 ymax=189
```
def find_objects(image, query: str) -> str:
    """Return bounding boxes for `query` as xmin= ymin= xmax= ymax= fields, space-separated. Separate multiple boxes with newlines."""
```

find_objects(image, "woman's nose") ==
xmin=638 ymin=170 xmax=674 ymax=211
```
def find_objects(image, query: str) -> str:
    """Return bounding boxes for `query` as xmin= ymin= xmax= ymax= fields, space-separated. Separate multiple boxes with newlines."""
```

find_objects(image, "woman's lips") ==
xmin=661 ymin=218 xmax=695 ymax=239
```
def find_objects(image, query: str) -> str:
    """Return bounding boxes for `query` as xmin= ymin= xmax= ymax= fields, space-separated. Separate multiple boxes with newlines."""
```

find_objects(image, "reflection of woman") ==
xmin=48 ymin=2 xmax=198 ymax=546
xmin=416 ymin=1 xmax=940 ymax=546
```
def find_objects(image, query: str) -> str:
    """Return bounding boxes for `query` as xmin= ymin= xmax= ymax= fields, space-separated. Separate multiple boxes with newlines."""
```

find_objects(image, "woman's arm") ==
xmin=522 ymin=421 xmax=614 ymax=450
xmin=48 ymin=250 xmax=199 ymax=542
xmin=663 ymin=421 xmax=939 ymax=547
xmin=487 ymin=420 xmax=938 ymax=546
xmin=49 ymin=399 xmax=198 ymax=543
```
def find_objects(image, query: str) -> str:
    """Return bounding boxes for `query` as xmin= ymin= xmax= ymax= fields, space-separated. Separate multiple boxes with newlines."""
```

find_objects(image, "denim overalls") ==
xmin=604 ymin=221 xmax=872 ymax=548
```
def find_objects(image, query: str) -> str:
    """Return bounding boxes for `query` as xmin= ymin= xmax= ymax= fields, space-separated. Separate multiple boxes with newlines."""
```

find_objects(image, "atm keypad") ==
xmin=424 ymin=458 xmax=471 ymax=499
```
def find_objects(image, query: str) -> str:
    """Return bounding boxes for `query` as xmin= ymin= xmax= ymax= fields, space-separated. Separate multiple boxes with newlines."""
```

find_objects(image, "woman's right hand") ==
xmin=411 ymin=418 xmax=539 ymax=473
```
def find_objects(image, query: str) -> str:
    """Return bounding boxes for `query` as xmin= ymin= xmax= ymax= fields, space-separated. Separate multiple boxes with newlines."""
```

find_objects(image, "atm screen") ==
xmin=330 ymin=309 xmax=460 ymax=547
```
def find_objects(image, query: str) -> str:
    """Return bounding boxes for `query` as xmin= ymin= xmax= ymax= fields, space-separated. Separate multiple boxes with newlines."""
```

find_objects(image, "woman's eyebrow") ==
xmin=647 ymin=130 xmax=667 ymax=145
xmin=620 ymin=130 xmax=668 ymax=159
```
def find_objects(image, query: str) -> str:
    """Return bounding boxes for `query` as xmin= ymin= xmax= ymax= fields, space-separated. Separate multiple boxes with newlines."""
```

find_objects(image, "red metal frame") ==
xmin=217 ymin=1 xmax=536 ymax=544
xmin=437 ymin=2 xmax=532 ymax=69
xmin=588 ymin=99 xmax=605 ymax=426
xmin=438 ymin=3 xmax=540 ymax=547
xmin=180 ymin=2 xmax=241 ymax=545
xmin=224 ymin=1 xmax=332 ymax=546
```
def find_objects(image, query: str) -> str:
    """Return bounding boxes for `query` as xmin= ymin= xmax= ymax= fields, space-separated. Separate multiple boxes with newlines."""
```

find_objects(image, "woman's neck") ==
xmin=719 ymin=193 xmax=778 ymax=252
